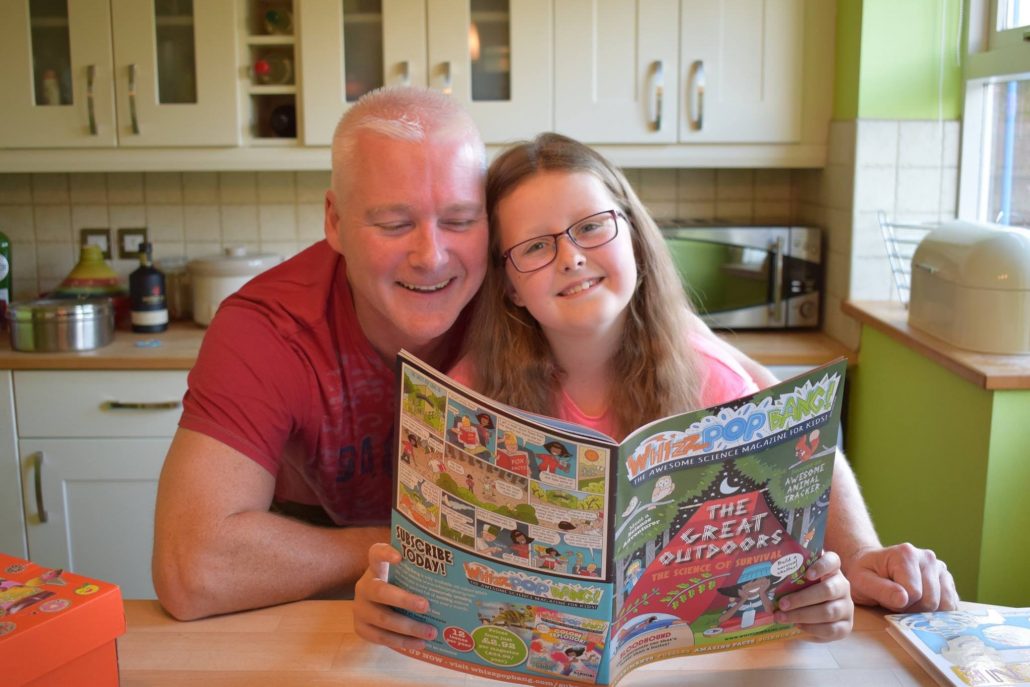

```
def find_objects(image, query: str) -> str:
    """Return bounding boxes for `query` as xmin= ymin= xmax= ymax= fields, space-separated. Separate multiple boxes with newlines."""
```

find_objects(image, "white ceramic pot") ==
xmin=187 ymin=248 xmax=283 ymax=326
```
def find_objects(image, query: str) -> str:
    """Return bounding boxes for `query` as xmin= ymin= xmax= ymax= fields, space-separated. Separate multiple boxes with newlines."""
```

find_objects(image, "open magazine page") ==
xmin=885 ymin=607 xmax=1030 ymax=687
xmin=607 ymin=360 xmax=847 ymax=684
xmin=389 ymin=352 xmax=617 ymax=686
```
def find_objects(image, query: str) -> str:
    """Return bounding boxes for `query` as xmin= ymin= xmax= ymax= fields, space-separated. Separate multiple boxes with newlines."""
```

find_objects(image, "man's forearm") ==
xmin=824 ymin=450 xmax=882 ymax=567
xmin=154 ymin=512 xmax=388 ymax=620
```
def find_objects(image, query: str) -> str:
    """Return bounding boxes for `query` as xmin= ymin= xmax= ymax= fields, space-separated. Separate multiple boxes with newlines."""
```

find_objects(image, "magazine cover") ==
xmin=886 ymin=607 xmax=1030 ymax=687
xmin=389 ymin=351 xmax=847 ymax=686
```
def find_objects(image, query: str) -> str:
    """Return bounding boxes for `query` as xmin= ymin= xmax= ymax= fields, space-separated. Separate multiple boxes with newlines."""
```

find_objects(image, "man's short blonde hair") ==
xmin=330 ymin=86 xmax=485 ymax=197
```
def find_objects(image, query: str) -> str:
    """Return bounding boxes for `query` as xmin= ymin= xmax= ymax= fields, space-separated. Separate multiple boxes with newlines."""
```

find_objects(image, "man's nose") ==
xmin=410 ymin=224 xmax=446 ymax=269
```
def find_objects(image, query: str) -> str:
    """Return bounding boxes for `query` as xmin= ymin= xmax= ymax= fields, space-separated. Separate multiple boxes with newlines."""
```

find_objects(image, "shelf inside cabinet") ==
xmin=246 ymin=35 xmax=295 ymax=46
xmin=249 ymin=84 xmax=296 ymax=95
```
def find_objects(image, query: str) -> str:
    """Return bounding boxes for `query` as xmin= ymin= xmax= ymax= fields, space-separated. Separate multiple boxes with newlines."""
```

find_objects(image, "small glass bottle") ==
xmin=264 ymin=8 xmax=293 ymax=35
xmin=253 ymin=54 xmax=293 ymax=85
xmin=129 ymin=242 xmax=168 ymax=333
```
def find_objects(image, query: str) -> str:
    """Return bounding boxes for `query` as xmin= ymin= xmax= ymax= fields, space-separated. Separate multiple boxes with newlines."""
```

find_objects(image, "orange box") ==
xmin=0 ymin=553 xmax=125 ymax=686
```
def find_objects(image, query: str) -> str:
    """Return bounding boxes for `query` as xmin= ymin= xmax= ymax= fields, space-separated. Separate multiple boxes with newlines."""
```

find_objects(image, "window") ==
xmin=959 ymin=0 xmax=1030 ymax=227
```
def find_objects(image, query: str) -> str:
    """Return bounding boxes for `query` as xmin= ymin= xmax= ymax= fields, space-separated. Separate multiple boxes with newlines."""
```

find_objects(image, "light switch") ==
xmin=80 ymin=228 xmax=111 ymax=259
xmin=117 ymin=228 xmax=148 ymax=259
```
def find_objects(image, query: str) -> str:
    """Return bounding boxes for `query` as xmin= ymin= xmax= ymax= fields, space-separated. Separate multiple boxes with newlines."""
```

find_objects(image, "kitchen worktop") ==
xmin=843 ymin=300 xmax=1030 ymax=390
xmin=0 ymin=323 xmax=851 ymax=370
xmin=116 ymin=600 xmax=937 ymax=686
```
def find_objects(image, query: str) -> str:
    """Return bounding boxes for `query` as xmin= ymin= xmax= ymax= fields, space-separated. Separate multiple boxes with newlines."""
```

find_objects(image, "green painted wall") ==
xmin=834 ymin=0 xmax=964 ymax=120
xmin=834 ymin=0 xmax=863 ymax=120
xmin=979 ymin=390 xmax=1030 ymax=606
xmin=848 ymin=327 xmax=1030 ymax=605
xmin=848 ymin=328 xmax=991 ymax=601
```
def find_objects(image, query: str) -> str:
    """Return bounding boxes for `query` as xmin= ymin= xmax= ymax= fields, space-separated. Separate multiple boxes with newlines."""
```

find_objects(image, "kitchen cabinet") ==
xmin=0 ymin=373 xmax=27 ymax=560
xmin=15 ymin=370 xmax=187 ymax=599
xmin=554 ymin=0 xmax=805 ymax=144
xmin=300 ymin=0 xmax=553 ymax=145
xmin=0 ymin=0 xmax=239 ymax=149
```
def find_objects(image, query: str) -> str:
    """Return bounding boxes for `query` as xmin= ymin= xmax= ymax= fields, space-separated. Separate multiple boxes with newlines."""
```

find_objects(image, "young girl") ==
xmin=354 ymin=133 xmax=854 ymax=650
xmin=448 ymin=132 xmax=758 ymax=440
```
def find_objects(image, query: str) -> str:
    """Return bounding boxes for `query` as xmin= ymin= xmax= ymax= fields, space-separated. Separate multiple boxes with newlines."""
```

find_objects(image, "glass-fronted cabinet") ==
xmin=243 ymin=0 xmax=298 ymax=142
xmin=0 ymin=0 xmax=239 ymax=148
xmin=300 ymin=0 xmax=552 ymax=146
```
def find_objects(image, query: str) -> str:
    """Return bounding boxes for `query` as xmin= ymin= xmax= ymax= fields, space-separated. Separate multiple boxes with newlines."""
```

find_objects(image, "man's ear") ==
xmin=324 ymin=190 xmax=343 ymax=252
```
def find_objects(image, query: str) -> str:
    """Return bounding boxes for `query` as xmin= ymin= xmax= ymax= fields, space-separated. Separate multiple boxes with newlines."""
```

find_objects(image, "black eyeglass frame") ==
xmin=501 ymin=209 xmax=626 ymax=273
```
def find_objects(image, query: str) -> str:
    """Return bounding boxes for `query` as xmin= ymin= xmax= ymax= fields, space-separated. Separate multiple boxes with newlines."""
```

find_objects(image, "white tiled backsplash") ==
xmin=0 ymin=168 xmax=800 ymax=300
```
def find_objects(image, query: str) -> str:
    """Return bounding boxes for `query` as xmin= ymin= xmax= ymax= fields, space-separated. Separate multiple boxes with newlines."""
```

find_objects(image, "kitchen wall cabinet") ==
xmin=300 ymin=0 xmax=553 ymax=145
xmin=15 ymin=370 xmax=187 ymax=600
xmin=554 ymin=0 xmax=805 ymax=145
xmin=0 ymin=0 xmax=239 ymax=149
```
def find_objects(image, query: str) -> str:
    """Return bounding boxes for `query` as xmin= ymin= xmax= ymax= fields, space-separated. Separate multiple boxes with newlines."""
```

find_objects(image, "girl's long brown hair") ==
xmin=463 ymin=133 xmax=704 ymax=439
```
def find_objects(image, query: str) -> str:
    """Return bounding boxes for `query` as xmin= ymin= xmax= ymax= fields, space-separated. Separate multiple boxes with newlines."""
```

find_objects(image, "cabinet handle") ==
xmin=32 ymin=452 xmax=48 ymax=524
xmin=769 ymin=237 xmax=784 ymax=321
xmin=86 ymin=64 xmax=97 ymax=136
xmin=128 ymin=63 xmax=140 ymax=134
xmin=687 ymin=59 xmax=705 ymax=131
xmin=651 ymin=60 xmax=664 ymax=131
xmin=100 ymin=400 xmax=182 ymax=411
xmin=441 ymin=61 xmax=452 ymax=95
xmin=400 ymin=60 xmax=411 ymax=86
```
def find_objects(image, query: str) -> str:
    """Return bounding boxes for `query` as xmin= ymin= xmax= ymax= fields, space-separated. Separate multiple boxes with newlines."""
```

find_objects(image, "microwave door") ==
xmin=666 ymin=233 xmax=787 ymax=328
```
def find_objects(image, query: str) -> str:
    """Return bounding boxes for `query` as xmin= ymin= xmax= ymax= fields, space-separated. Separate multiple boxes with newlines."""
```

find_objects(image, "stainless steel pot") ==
xmin=7 ymin=297 xmax=115 ymax=352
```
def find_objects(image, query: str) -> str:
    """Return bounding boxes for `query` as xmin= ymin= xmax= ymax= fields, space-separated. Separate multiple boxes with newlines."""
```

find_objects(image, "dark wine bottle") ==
xmin=269 ymin=104 xmax=296 ymax=138
xmin=129 ymin=242 xmax=168 ymax=333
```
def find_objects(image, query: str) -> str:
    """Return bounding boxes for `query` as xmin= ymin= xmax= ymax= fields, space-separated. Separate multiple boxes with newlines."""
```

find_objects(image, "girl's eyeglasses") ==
xmin=502 ymin=209 xmax=624 ymax=273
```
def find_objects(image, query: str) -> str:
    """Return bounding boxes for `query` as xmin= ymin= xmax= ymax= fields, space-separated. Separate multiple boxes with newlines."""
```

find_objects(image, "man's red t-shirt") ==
xmin=180 ymin=241 xmax=465 ymax=526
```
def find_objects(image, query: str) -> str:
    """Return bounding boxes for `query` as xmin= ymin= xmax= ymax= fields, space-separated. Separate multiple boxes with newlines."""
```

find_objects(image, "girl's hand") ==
xmin=353 ymin=543 xmax=438 ymax=651
xmin=775 ymin=551 xmax=854 ymax=642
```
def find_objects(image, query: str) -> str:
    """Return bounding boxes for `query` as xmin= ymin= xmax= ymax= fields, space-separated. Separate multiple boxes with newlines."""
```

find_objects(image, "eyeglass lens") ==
xmin=509 ymin=210 xmax=619 ymax=272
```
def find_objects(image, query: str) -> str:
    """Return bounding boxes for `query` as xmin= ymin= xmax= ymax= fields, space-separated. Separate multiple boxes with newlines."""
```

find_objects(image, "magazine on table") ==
xmin=389 ymin=350 xmax=847 ymax=686
xmin=886 ymin=606 xmax=1030 ymax=687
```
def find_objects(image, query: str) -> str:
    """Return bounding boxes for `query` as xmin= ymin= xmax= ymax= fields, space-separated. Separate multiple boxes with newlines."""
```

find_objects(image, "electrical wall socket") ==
xmin=117 ymin=228 xmax=148 ymax=259
xmin=79 ymin=228 xmax=111 ymax=259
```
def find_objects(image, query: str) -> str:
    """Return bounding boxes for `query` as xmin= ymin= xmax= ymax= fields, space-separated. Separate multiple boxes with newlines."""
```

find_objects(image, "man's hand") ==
xmin=776 ymin=551 xmax=853 ymax=642
xmin=844 ymin=543 xmax=958 ymax=612
xmin=353 ymin=543 xmax=439 ymax=651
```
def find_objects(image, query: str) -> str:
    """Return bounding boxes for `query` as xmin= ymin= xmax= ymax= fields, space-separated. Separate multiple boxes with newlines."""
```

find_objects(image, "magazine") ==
xmin=389 ymin=350 xmax=847 ymax=686
xmin=886 ymin=607 xmax=1030 ymax=687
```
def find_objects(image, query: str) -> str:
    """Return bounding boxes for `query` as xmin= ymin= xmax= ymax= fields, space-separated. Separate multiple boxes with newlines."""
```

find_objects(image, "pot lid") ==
xmin=187 ymin=247 xmax=283 ymax=277
xmin=7 ymin=297 xmax=114 ymax=322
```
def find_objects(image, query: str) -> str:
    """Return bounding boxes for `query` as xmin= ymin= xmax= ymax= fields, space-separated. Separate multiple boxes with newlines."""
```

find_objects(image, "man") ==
xmin=153 ymin=87 xmax=956 ymax=625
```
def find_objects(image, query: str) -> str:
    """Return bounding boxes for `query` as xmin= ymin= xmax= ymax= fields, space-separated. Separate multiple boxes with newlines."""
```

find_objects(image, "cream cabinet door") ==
xmin=301 ymin=0 xmax=551 ymax=146
xmin=427 ymin=0 xmax=552 ymax=142
xmin=109 ymin=0 xmax=239 ymax=146
xmin=0 ymin=0 xmax=117 ymax=148
xmin=20 ymin=438 xmax=166 ymax=599
xmin=679 ymin=0 xmax=804 ymax=143
xmin=554 ymin=0 xmax=679 ymax=143
xmin=0 ymin=372 xmax=27 ymax=559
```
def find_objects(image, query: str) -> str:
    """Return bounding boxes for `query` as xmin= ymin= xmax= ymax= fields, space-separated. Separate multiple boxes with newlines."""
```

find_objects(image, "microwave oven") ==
xmin=660 ymin=224 xmax=822 ymax=329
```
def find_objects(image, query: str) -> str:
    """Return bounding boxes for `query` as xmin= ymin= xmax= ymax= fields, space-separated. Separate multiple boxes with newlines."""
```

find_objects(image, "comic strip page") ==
xmin=391 ymin=357 xmax=615 ymax=686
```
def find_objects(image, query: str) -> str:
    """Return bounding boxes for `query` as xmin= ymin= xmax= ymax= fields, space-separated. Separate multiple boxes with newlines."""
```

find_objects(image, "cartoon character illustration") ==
xmin=615 ymin=477 xmax=677 ymax=539
xmin=551 ymin=645 xmax=586 ymax=676
xmin=717 ymin=562 xmax=776 ymax=630
xmin=475 ymin=413 xmax=495 ymax=447
xmin=536 ymin=546 xmax=565 ymax=571
xmin=508 ymin=529 xmax=535 ymax=558
xmin=427 ymin=454 xmax=446 ymax=477
xmin=476 ymin=525 xmax=503 ymax=556
xmin=465 ymin=473 xmax=475 ymax=493
xmin=624 ymin=558 xmax=644 ymax=594
xmin=0 ymin=568 xmax=64 ymax=616
xmin=495 ymin=432 xmax=530 ymax=475
xmin=450 ymin=415 xmax=479 ymax=449
xmin=795 ymin=429 xmax=821 ymax=462
xmin=400 ymin=432 xmax=417 ymax=464
xmin=535 ymin=440 xmax=572 ymax=475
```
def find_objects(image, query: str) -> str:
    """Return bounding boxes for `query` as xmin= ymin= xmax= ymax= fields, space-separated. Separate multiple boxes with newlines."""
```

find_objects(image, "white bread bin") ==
xmin=909 ymin=221 xmax=1030 ymax=355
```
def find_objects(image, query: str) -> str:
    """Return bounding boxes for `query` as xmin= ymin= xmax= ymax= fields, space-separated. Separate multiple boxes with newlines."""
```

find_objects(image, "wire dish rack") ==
xmin=878 ymin=211 xmax=935 ymax=308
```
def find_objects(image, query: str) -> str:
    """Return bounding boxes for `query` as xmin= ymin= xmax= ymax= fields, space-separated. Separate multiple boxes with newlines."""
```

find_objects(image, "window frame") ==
xmin=958 ymin=0 xmax=1030 ymax=222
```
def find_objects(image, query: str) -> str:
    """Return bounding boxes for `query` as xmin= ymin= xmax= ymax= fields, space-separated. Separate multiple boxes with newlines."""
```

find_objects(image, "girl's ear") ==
xmin=505 ymin=280 xmax=525 ymax=307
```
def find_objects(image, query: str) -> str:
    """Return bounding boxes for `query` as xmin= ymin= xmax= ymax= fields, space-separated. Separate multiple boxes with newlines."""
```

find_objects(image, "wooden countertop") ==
xmin=117 ymin=601 xmax=935 ymax=686
xmin=0 ymin=321 xmax=204 ymax=370
xmin=0 ymin=323 xmax=849 ymax=371
xmin=844 ymin=300 xmax=1030 ymax=390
